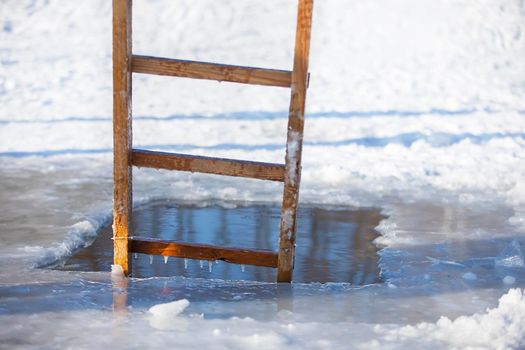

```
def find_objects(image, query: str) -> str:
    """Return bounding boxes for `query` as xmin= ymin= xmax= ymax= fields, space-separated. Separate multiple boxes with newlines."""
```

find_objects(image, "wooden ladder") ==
xmin=112 ymin=0 xmax=313 ymax=283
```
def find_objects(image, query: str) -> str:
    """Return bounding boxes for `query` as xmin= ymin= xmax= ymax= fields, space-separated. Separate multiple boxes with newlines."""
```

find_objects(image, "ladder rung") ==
xmin=132 ymin=149 xmax=285 ymax=182
xmin=129 ymin=237 xmax=278 ymax=268
xmin=132 ymin=55 xmax=292 ymax=88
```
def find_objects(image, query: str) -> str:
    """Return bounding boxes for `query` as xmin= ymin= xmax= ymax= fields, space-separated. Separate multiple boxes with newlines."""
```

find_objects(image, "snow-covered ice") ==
xmin=1 ymin=0 xmax=525 ymax=349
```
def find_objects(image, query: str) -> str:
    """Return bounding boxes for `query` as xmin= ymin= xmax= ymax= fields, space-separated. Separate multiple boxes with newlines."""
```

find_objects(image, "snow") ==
xmin=1 ymin=0 xmax=525 ymax=348
xmin=375 ymin=288 xmax=525 ymax=349
xmin=286 ymin=130 xmax=301 ymax=186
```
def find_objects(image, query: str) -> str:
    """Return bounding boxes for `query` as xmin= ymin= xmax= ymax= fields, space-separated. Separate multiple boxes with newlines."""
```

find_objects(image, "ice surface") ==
xmin=1 ymin=0 xmax=525 ymax=348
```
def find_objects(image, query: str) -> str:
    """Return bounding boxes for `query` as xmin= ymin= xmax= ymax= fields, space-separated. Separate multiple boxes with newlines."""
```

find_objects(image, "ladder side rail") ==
xmin=277 ymin=0 xmax=314 ymax=283
xmin=112 ymin=0 xmax=133 ymax=276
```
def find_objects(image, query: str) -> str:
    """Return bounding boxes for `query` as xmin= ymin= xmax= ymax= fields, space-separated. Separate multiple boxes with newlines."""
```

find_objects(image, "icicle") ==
xmin=164 ymin=256 xmax=169 ymax=264
xmin=133 ymin=253 xmax=138 ymax=259
xmin=241 ymin=264 xmax=245 ymax=272
xmin=149 ymin=255 xmax=153 ymax=264
xmin=184 ymin=259 xmax=188 ymax=270
xmin=208 ymin=261 xmax=213 ymax=272
xmin=199 ymin=260 xmax=204 ymax=269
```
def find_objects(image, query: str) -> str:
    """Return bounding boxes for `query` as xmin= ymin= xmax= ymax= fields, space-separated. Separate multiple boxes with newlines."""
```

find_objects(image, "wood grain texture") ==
xmin=277 ymin=0 xmax=313 ymax=283
xmin=112 ymin=0 xmax=132 ymax=276
xmin=132 ymin=55 xmax=292 ymax=88
xmin=130 ymin=237 xmax=278 ymax=268
xmin=132 ymin=149 xmax=285 ymax=182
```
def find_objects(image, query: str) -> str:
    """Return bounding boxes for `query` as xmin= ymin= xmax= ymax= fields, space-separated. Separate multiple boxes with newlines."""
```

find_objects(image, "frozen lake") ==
xmin=1 ymin=159 xmax=524 ymax=348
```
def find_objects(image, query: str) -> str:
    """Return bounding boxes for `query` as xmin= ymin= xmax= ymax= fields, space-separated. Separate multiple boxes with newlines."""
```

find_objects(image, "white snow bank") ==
xmin=375 ymin=288 xmax=525 ymax=349
xmin=32 ymin=213 xmax=111 ymax=268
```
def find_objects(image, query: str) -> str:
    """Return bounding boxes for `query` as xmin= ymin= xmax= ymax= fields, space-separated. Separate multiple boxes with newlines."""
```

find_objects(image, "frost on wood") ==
xmin=285 ymin=130 xmax=302 ymax=186
xmin=282 ymin=208 xmax=295 ymax=239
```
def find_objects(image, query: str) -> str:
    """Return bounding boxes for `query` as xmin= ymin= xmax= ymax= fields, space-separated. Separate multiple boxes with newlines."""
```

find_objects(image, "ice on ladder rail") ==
xmin=112 ymin=0 xmax=314 ymax=282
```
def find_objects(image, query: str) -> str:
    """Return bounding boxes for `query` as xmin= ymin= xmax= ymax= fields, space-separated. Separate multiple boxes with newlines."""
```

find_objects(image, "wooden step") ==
xmin=129 ymin=237 xmax=278 ymax=268
xmin=132 ymin=149 xmax=285 ymax=181
xmin=132 ymin=55 xmax=292 ymax=88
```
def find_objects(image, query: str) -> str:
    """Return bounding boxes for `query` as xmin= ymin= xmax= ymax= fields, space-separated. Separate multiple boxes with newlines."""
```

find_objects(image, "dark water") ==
xmin=60 ymin=201 xmax=385 ymax=284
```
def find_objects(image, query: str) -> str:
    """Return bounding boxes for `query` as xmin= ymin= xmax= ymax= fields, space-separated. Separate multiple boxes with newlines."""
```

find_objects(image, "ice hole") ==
xmin=58 ymin=201 xmax=385 ymax=284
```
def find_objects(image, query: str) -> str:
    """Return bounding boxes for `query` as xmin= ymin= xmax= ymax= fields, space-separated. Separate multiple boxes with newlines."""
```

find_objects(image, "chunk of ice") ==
xmin=164 ymin=256 xmax=169 ymax=264
xmin=462 ymin=272 xmax=477 ymax=281
xmin=110 ymin=264 xmax=124 ymax=277
xmin=184 ymin=258 xmax=188 ymax=269
xmin=427 ymin=256 xmax=464 ymax=267
xmin=149 ymin=299 xmax=190 ymax=318
xmin=149 ymin=255 xmax=153 ymax=264
xmin=495 ymin=240 xmax=525 ymax=268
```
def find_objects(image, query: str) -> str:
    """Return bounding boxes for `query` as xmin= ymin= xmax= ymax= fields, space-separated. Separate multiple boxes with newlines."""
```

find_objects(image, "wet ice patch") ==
xmin=495 ymin=240 xmax=525 ymax=269
xmin=462 ymin=272 xmax=477 ymax=281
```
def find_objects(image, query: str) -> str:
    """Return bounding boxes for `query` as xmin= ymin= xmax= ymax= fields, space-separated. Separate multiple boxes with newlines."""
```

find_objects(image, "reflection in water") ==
xmin=60 ymin=202 xmax=385 ymax=284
